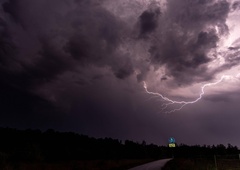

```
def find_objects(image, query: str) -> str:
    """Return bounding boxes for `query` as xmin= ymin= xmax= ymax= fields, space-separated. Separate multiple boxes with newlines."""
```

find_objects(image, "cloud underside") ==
xmin=0 ymin=0 xmax=240 ymax=108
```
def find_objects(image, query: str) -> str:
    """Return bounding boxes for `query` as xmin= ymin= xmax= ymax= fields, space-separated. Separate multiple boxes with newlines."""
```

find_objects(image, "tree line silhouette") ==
xmin=0 ymin=127 xmax=238 ymax=164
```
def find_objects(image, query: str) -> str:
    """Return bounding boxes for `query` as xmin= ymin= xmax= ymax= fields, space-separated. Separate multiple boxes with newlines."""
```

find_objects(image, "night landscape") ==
xmin=0 ymin=0 xmax=240 ymax=169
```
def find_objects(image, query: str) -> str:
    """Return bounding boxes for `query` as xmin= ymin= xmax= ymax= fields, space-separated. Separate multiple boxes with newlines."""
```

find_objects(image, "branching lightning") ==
xmin=143 ymin=74 xmax=240 ymax=113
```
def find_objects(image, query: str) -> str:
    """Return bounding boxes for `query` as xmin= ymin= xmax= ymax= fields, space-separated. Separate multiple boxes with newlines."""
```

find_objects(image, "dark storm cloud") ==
xmin=1 ymin=0 xmax=133 ymax=84
xmin=166 ymin=0 xmax=230 ymax=32
xmin=64 ymin=7 xmax=121 ymax=62
xmin=232 ymin=1 xmax=240 ymax=11
xmin=113 ymin=58 xmax=134 ymax=79
xmin=2 ymin=0 xmax=20 ymax=23
xmin=210 ymin=47 xmax=240 ymax=76
xmin=0 ymin=0 xmax=135 ymax=128
xmin=1 ymin=0 xmax=233 ymax=92
xmin=144 ymin=0 xmax=230 ymax=85
xmin=62 ymin=6 xmax=134 ymax=78
xmin=1 ymin=0 xmax=240 ymax=147
xmin=138 ymin=7 xmax=160 ymax=38
xmin=0 ymin=17 xmax=16 ymax=67
xmin=0 ymin=0 xmax=144 ymax=120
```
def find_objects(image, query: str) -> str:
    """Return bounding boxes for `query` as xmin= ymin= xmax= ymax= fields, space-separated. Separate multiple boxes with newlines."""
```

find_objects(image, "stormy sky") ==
xmin=1 ymin=0 xmax=240 ymax=146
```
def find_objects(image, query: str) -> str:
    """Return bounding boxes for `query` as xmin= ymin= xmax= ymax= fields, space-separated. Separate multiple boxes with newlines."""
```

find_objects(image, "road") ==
xmin=128 ymin=158 xmax=172 ymax=170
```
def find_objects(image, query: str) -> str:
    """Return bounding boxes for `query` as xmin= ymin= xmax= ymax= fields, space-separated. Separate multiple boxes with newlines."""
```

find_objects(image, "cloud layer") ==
xmin=0 ymin=0 xmax=240 ymax=145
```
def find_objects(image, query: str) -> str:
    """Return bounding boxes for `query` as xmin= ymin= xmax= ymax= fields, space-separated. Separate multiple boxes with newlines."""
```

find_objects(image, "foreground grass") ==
xmin=162 ymin=158 xmax=240 ymax=170
xmin=0 ymin=159 xmax=154 ymax=170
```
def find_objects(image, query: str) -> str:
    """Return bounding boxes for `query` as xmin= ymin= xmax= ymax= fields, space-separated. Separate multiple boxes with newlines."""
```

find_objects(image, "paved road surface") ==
xmin=128 ymin=158 xmax=172 ymax=170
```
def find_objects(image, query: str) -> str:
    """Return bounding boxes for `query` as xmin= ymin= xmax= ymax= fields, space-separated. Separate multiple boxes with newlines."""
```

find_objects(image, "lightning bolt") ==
xmin=143 ymin=74 xmax=240 ymax=113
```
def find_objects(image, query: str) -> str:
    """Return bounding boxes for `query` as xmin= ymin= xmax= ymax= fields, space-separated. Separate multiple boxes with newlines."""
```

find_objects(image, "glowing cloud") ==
xmin=143 ymin=73 xmax=240 ymax=113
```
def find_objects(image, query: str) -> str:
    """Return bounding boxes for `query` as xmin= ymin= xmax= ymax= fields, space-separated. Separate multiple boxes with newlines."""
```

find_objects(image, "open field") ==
xmin=162 ymin=158 xmax=240 ymax=170
xmin=0 ymin=159 xmax=155 ymax=170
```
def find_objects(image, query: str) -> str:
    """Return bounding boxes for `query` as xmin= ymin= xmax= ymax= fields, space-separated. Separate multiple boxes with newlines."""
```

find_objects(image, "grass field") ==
xmin=0 ymin=159 xmax=154 ymax=170
xmin=162 ymin=158 xmax=240 ymax=170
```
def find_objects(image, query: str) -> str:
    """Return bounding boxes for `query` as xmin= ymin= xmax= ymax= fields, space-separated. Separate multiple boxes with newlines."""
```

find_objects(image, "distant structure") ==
xmin=168 ymin=137 xmax=176 ymax=147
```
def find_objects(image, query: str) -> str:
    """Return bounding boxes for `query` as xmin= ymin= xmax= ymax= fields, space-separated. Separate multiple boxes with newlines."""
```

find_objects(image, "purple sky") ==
xmin=1 ymin=0 xmax=240 ymax=146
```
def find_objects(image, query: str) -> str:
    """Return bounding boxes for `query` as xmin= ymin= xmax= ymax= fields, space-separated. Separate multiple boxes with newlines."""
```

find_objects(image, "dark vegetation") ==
xmin=163 ymin=144 xmax=240 ymax=170
xmin=0 ymin=127 xmax=165 ymax=169
xmin=0 ymin=127 xmax=239 ymax=170
xmin=162 ymin=157 xmax=240 ymax=170
xmin=172 ymin=143 xmax=239 ymax=158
